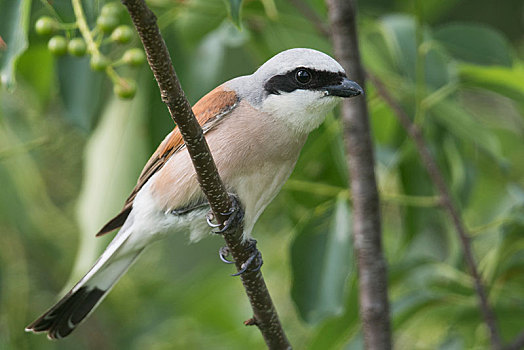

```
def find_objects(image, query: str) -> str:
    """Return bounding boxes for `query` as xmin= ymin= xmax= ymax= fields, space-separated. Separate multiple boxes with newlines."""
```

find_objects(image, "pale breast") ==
xmin=149 ymin=100 xmax=307 ymax=232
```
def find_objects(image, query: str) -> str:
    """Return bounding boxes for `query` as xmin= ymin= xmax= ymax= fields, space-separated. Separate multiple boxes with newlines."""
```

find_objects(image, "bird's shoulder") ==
xmin=138 ymin=86 xmax=239 ymax=185
xmin=95 ymin=85 xmax=239 ymax=236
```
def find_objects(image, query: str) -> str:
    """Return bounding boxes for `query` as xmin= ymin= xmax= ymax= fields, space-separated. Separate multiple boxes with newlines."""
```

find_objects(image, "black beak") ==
xmin=324 ymin=77 xmax=364 ymax=98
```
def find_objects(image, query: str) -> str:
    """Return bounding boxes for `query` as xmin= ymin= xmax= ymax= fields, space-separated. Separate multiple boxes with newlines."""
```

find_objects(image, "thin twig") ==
xmin=71 ymin=0 xmax=99 ymax=56
xmin=120 ymin=1 xmax=291 ymax=348
xmin=326 ymin=0 xmax=392 ymax=349
xmin=367 ymin=72 xmax=503 ymax=350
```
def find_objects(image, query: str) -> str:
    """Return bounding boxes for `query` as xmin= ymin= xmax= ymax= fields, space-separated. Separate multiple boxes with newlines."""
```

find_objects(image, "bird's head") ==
xmin=230 ymin=48 xmax=363 ymax=135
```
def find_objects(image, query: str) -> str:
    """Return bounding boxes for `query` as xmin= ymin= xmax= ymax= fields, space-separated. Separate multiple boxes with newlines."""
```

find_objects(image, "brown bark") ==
xmin=326 ymin=0 xmax=392 ymax=349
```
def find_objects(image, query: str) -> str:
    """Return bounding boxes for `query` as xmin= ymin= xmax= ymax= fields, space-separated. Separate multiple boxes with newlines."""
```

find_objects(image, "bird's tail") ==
xmin=25 ymin=227 xmax=142 ymax=339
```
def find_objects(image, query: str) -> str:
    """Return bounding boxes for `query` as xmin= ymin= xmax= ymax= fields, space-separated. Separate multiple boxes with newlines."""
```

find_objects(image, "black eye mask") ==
xmin=264 ymin=67 xmax=346 ymax=95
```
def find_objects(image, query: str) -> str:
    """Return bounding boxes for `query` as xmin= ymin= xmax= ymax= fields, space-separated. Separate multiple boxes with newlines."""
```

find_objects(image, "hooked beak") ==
xmin=324 ymin=77 xmax=364 ymax=98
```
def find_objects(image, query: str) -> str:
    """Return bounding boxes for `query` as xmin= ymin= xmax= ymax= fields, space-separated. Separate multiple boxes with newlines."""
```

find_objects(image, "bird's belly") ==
xmin=131 ymin=180 xmax=210 ymax=243
xmin=143 ymin=100 xmax=307 ymax=241
xmin=133 ymin=158 xmax=296 ymax=243
xmin=226 ymin=160 xmax=296 ymax=239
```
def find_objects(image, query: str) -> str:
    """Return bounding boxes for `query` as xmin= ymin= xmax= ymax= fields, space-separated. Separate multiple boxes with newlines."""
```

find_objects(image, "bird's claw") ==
xmin=213 ymin=207 xmax=239 ymax=233
xmin=209 ymin=196 xmax=260 ymax=276
xmin=219 ymin=246 xmax=235 ymax=264
xmin=230 ymin=239 xmax=263 ymax=276
xmin=206 ymin=194 xmax=241 ymax=233
xmin=217 ymin=240 xmax=263 ymax=275
xmin=206 ymin=212 xmax=221 ymax=228
xmin=231 ymin=249 xmax=263 ymax=276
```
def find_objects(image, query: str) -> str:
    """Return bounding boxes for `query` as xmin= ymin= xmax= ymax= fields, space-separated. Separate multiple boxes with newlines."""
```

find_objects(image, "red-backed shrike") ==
xmin=26 ymin=48 xmax=363 ymax=339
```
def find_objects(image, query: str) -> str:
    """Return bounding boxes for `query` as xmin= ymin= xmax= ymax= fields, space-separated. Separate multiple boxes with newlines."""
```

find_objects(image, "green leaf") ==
xmin=442 ymin=135 xmax=475 ymax=205
xmin=492 ymin=191 xmax=524 ymax=282
xmin=377 ymin=14 xmax=456 ymax=89
xmin=430 ymin=99 xmax=508 ymax=166
xmin=434 ymin=23 xmax=513 ymax=66
xmin=397 ymin=149 xmax=447 ymax=249
xmin=393 ymin=292 xmax=445 ymax=328
xmin=318 ymin=196 xmax=353 ymax=314
xmin=388 ymin=257 xmax=432 ymax=286
xmin=185 ymin=21 xmax=249 ymax=98
xmin=291 ymin=196 xmax=353 ymax=324
xmin=174 ymin=0 xmax=228 ymax=45
xmin=293 ymin=114 xmax=349 ymax=191
xmin=226 ymin=0 xmax=243 ymax=28
xmin=0 ymin=115 xmax=66 ymax=235
xmin=0 ymin=0 xmax=32 ymax=89
xmin=459 ymin=63 xmax=524 ymax=103
xmin=16 ymin=45 xmax=54 ymax=105
xmin=260 ymin=0 xmax=278 ymax=20
xmin=307 ymin=278 xmax=360 ymax=350
xmin=57 ymin=56 xmax=105 ymax=131
xmin=378 ymin=15 xmax=418 ymax=80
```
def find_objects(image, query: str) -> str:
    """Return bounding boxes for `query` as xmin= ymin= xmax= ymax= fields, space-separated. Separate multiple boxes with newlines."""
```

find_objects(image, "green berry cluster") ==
xmin=35 ymin=3 xmax=146 ymax=99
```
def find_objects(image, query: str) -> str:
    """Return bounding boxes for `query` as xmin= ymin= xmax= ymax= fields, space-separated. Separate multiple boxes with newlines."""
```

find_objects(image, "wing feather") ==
xmin=96 ymin=86 xmax=239 ymax=236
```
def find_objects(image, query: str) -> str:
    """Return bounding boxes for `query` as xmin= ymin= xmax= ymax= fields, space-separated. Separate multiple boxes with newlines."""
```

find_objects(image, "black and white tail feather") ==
xmin=25 ymin=224 xmax=143 ymax=339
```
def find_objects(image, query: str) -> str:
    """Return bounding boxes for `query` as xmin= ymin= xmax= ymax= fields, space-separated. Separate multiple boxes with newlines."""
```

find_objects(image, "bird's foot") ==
xmin=206 ymin=194 xmax=242 ymax=233
xmin=218 ymin=239 xmax=263 ymax=276
xmin=219 ymin=246 xmax=235 ymax=264
xmin=233 ymin=239 xmax=263 ymax=276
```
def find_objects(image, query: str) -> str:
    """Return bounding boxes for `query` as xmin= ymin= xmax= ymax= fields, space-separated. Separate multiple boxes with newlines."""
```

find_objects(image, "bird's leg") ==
xmin=171 ymin=202 xmax=209 ymax=215
xmin=207 ymin=195 xmax=262 ymax=275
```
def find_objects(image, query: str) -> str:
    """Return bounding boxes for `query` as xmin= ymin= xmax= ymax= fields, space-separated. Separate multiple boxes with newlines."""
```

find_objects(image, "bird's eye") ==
xmin=295 ymin=69 xmax=312 ymax=84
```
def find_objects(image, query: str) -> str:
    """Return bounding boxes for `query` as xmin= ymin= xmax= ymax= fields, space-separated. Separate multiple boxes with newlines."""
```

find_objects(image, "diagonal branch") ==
xmin=326 ymin=0 xmax=392 ymax=349
xmin=505 ymin=330 xmax=524 ymax=350
xmin=120 ymin=0 xmax=230 ymax=223
xmin=120 ymin=1 xmax=290 ymax=348
xmin=367 ymin=72 xmax=503 ymax=349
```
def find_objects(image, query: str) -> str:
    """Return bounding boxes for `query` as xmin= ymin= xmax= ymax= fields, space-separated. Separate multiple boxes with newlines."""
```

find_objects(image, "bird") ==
xmin=25 ymin=48 xmax=363 ymax=339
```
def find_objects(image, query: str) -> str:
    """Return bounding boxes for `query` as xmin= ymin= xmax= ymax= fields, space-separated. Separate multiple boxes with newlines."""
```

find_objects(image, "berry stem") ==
xmin=105 ymin=66 xmax=121 ymax=84
xmin=71 ymin=0 xmax=99 ymax=57
xmin=57 ymin=22 xmax=79 ymax=30
xmin=71 ymin=0 xmax=121 ymax=80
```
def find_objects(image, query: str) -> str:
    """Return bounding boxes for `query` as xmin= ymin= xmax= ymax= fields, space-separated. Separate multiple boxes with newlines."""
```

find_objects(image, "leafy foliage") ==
xmin=291 ymin=195 xmax=353 ymax=324
xmin=227 ymin=0 xmax=243 ymax=28
xmin=0 ymin=0 xmax=523 ymax=349
xmin=0 ymin=0 xmax=31 ymax=89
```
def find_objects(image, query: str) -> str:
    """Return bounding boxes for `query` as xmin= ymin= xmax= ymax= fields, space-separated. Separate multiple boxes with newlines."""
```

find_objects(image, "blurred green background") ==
xmin=1 ymin=0 xmax=524 ymax=349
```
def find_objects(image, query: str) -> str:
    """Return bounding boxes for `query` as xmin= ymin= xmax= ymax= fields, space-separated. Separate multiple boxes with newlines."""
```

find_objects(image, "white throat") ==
xmin=260 ymin=90 xmax=339 ymax=135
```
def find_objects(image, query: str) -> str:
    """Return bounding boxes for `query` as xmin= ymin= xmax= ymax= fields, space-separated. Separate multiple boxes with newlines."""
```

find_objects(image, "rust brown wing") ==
xmin=96 ymin=86 xmax=239 ymax=236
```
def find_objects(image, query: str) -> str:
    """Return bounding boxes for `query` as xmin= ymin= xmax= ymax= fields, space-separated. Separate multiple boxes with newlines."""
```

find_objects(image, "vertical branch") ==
xmin=368 ymin=73 xmax=503 ymax=350
xmin=326 ymin=0 xmax=392 ymax=349
xmin=120 ymin=1 xmax=291 ymax=348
